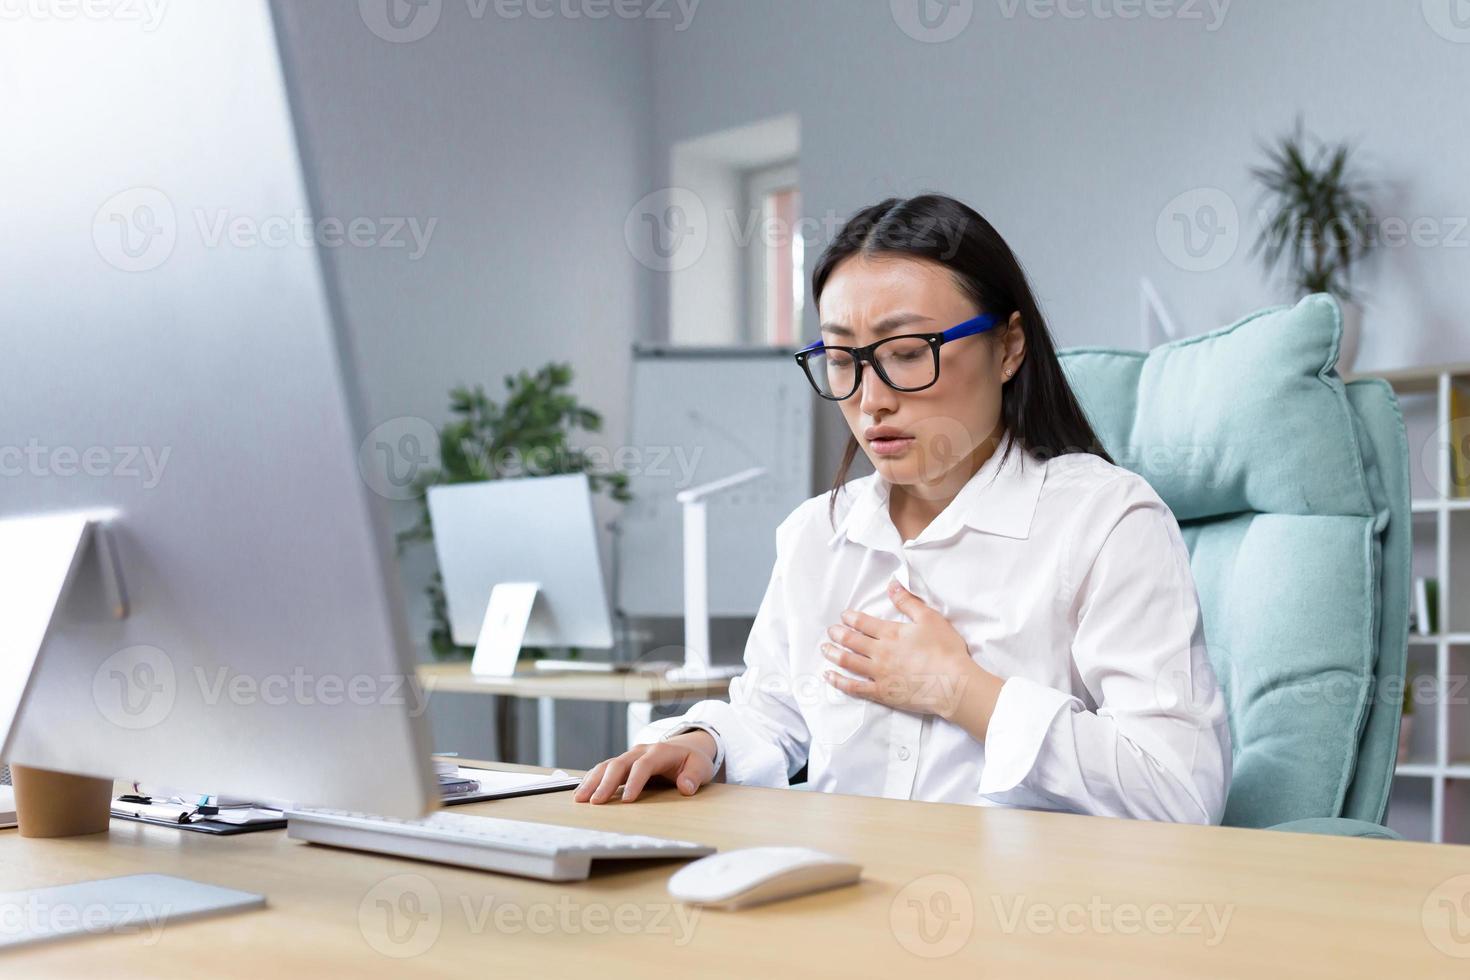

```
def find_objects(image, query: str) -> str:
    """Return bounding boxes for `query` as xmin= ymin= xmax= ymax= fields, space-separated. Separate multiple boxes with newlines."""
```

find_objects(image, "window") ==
xmin=666 ymin=114 xmax=800 ymax=349
xmin=747 ymin=163 xmax=802 ymax=346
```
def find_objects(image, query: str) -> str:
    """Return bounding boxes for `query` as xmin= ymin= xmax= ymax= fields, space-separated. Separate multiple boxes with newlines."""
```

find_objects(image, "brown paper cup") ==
xmin=11 ymin=765 xmax=113 ymax=838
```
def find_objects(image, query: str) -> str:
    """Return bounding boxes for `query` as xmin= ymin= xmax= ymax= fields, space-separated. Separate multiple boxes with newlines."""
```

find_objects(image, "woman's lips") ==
xmin=869 ymin=436 xmax=915 ymax=457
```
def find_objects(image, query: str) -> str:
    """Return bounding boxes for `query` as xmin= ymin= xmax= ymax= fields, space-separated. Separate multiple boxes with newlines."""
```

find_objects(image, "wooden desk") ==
xmin=417 ymin=663 xmax=733 ymax=767
xmin=417 ymin=663 xmax=731 ymax=703
xmin=3 ymin=767 xmax=1468 ymax=976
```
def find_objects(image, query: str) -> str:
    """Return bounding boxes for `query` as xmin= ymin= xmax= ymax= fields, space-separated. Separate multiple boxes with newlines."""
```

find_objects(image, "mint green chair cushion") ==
xmin=1058 ymin=294 xmax=1410 ymax=835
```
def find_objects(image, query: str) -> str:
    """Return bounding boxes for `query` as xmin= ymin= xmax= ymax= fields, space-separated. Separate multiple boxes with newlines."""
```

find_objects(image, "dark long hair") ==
xmin=812 ymin=194 xmax=1113 ymax=522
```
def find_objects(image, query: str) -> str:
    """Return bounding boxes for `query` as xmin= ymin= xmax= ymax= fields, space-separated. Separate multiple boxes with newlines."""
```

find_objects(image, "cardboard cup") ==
xmin=11 ymin=764 xmax=113 ymax=838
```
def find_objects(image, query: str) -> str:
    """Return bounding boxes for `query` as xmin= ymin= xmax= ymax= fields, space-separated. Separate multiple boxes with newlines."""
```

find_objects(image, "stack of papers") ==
xmin=111 ymin=795 xmax=287 ymax=835
xmin=441 ymin=766 xmax=579 ymax=804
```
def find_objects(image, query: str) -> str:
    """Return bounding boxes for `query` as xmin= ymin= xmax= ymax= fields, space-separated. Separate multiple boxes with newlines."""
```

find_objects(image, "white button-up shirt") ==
xmin=637 ymin=432 xmax=1232 ymax=824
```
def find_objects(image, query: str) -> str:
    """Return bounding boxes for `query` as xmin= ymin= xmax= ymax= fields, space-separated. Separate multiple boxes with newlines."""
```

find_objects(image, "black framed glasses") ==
xmin=793 ymin=312 xmax=1002 ymax=401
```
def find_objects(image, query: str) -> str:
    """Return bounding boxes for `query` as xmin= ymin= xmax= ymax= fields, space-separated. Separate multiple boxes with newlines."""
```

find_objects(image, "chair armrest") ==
xmin=1267 ymin=817 xmax=1403 ymax=840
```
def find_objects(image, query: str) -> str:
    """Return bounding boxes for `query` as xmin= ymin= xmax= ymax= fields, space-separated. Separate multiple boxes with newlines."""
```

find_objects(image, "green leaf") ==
xmin=1250 ymin=119 xmax=1375 ymax=302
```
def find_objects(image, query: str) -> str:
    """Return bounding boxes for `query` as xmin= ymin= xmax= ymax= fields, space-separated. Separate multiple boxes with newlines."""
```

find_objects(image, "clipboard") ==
xmin=108 ymin=765 xmax=579 ymax=833
xmin=110 ymin=811 xmax=287 ymax=835
xmin=111 ymin=797 xmax=286 ymax=835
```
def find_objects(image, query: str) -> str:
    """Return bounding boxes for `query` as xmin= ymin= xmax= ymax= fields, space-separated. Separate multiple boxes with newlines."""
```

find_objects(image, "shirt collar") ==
xmin=827 ymin=431 xmax=1047 ymax=550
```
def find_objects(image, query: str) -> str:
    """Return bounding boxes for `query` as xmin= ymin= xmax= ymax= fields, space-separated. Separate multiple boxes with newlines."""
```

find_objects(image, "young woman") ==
xmin=575 ymin=194 xmax=1232 ymax=823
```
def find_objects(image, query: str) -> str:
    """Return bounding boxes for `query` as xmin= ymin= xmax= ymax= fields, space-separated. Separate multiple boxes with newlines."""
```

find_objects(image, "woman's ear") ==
xmin=1001 ymin=312 xmax=1026 ymax=377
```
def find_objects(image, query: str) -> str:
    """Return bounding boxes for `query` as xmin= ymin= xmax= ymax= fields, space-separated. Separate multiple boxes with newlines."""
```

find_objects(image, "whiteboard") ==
xmin=617 ymin=349 xmax=815 ymax=617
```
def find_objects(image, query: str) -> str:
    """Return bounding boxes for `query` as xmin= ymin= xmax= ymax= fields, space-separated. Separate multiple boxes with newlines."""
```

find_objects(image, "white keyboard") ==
xmin=286 ymin=808 xmax=715 ymax=882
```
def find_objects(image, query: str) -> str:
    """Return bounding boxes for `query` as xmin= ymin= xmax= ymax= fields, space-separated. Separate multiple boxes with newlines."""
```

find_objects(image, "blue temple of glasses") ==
xmin=940 ymin=312 xmax=1002 ymax=342
xmin=798 ymin=312 xmax=1001 ymax=354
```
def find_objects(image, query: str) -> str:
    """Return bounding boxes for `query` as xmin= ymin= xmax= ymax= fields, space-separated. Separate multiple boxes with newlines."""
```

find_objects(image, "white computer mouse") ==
xmin=667 ymin=846 xmax=862 ymax=909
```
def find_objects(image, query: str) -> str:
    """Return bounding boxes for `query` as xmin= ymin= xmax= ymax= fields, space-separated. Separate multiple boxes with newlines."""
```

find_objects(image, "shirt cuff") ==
xmin=659 ymin=721 xmax=726 ymax=774
xmin=977 ymin=676 xmax=1078 ymax=797
xmin=633 ymin=700 xmax=790 ymax=788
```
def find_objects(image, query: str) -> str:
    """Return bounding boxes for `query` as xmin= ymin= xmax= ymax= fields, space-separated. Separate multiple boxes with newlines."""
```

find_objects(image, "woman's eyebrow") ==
xmin=819 ymin=312 xmax=934 ymax=338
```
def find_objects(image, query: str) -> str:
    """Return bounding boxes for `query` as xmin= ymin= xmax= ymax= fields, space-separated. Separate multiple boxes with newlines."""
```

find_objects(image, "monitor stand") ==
xmin=0 ymin=512 xmax=127 ymax=838
xmin=470 ymin=581 xmax=541 ymax=677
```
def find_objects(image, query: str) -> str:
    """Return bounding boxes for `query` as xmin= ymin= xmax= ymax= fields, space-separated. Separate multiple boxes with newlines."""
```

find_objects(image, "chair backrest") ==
xmin=1058 ymin=295 xmax=1410 ymax=828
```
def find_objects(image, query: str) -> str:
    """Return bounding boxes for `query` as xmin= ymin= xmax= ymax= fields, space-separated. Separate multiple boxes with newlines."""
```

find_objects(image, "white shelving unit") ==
xmin=1347 ymin=362 xmax=1470 ymax=843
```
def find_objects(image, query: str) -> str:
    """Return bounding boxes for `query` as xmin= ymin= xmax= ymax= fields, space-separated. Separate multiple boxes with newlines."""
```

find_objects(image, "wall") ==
xmin=649 ymin=0 xmax=1470 ymax=368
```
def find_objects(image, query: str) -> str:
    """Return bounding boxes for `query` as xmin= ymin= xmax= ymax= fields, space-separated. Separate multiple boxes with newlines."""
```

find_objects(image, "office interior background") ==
xmin=9 ymin=0 xmax=1470 ymax=969
xmin=265 ymin=0 xmax=1470 ymax=842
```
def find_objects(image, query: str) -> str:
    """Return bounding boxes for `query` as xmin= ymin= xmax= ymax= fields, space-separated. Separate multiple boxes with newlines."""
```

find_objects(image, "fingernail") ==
xmin=680 ymin=778 xmax=694 ymax=792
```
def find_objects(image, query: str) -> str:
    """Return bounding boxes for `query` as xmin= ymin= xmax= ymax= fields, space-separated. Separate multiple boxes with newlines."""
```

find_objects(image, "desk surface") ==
xmin=2 ymin=766 xmax=1468 ymax=977
xmin=417 ymin=662 xmax=732 ymax=703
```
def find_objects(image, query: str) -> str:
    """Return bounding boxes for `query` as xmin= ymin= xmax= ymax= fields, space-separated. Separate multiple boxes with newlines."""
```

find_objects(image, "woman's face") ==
xmin=816 ymin=253 xmax=1025 ymax=498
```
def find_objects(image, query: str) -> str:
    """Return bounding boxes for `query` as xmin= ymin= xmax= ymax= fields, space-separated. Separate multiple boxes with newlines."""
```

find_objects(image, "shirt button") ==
xmin=896 ymin=746 xmax=911 ymax=762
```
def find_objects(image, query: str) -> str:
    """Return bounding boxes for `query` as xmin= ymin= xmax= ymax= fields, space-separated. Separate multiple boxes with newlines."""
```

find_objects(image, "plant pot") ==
xmin=1336 ymin=298 xmax=1363 ymax=373
xmin=11 ymin=764 xmax=113 ymax=838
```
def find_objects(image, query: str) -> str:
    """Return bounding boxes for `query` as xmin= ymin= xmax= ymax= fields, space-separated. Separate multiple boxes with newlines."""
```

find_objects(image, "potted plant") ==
xmin=1250 ymin=118 xmax=1376 ymax=372
xmin=397 ymin=363 xmax=631 ymax=660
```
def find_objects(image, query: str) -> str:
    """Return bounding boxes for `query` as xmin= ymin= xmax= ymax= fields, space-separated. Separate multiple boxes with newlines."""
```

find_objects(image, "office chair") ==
xmin=1059 ymin=293 xmax=1410 ymax=838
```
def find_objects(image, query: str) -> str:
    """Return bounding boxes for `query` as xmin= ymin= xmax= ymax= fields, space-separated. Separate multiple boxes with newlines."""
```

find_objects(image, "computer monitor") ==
xmin=427 ymin=474 xmax=616 ymax=661
xmin=0 ymin=3 xmax=437 ymax=816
